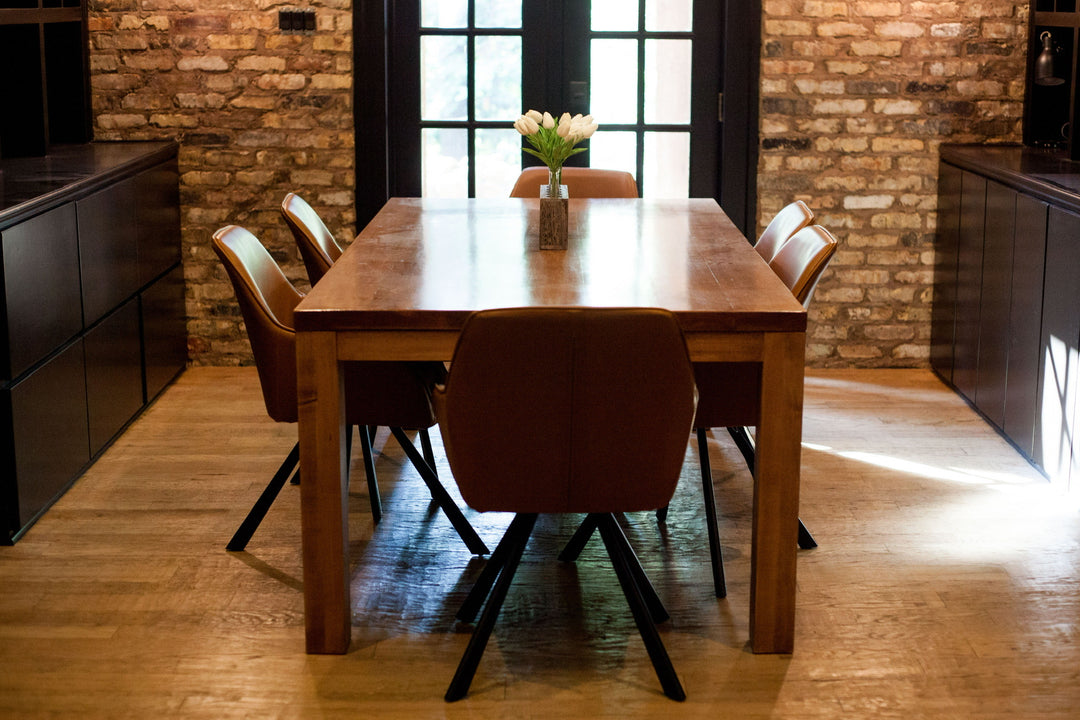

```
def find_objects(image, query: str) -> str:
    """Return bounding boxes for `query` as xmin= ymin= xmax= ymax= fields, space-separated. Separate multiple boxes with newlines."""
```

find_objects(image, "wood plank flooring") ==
xmin=1 ymin=368 xmax=1077 ymax=718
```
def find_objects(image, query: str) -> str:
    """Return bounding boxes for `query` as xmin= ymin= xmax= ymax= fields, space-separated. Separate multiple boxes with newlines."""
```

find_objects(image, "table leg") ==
xmin=749 ymin=331 xmax=804 ymax=653
xmin=297 ymin=330 xmax=351 ymax=653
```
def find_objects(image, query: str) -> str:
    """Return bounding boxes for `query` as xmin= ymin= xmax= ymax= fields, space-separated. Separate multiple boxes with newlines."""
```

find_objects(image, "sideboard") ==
xmin=1 ymin=141 xmax=186 ymax=543
xmin=933 ymin=143 xmax=1080 ymax=492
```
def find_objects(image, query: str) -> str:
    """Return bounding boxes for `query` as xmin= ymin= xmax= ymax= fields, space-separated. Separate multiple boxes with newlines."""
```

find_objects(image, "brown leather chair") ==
xmin=279 ymin=192 xmax=342 ymax=286
xmin=690 ymin=224 xmax=838 ymax=598
xmin=435 ymin=307 xmax=697 ymax=702
xmin=211 ymin=225 xmax=487 ymax=555
xmin=280 ymin=192 xmax=448 ymax=498
xmin=509 ymin=166 xmax=639 ymax=198
xmin=754 ymin=199 xmax=814 ymax=262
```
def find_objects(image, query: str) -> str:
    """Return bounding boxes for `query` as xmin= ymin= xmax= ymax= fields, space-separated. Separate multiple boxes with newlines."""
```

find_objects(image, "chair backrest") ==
xmin=754 ymin=200 xmax=814 ymax=263
xmin=280 ymin=192 xmax=343 ymax=286
xmin=212 ymin=225 xmax=303 ymax=423
xmin=509 ymin=167 xmax=639 ymax=198
xmin=768 ymin=224 xmax=838 ymax=308
xmin=434 ymin=307 xmax=697 ymax=514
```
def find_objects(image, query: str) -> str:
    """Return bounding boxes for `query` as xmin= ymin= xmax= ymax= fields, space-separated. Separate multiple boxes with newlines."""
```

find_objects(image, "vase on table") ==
xmin=539 ymin=167 xmax=568 ymax=250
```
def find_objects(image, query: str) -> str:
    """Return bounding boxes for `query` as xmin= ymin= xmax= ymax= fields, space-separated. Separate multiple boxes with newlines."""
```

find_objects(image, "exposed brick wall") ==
xmin=86 ymin=2 xmax=1029 ymax=368
xmin=758 ymin=1 xmax=1028 ymax=367
xmin=87 ymin=0 xmax=354 ymax=365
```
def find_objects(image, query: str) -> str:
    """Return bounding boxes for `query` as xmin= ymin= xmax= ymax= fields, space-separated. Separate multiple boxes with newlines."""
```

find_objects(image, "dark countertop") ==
xmin=0 ymin=142 xmax=179 ymax=230
xmin=940 ymin=143 xmax=1080 ymax=214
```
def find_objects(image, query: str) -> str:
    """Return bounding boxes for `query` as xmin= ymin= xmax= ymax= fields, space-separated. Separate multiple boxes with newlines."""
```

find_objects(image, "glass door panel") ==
xmin=590 ymin=39 xmax=640 ymax=123
xmin=422 ymin=128 xmax=469 ymax=198
xmin=589 ymin=131 xmax=638 ymax=179
xmin=420 ymin=37 xmax=467 ymax=120
xmin=645 ymin=39 xmax=692 ymax=124
xmin=421 ymin=0 xmax=467 ymax=28
xmin=646 ymin=0 xmax=693 ymax=31
xmin=645 ymin=132 xmax=690 ymax=198
xmin=475 ymin=0 xmax=521 ymax=28
xmin=591 ymin=0 xmax=639 ymax=31
xmin=475 ymin=36 xmax=521 ymax=121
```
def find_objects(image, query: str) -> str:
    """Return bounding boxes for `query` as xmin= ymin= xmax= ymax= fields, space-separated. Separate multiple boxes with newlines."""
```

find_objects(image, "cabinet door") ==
xmin=84 ymin=297 xmax=144 ymax=455
xmin=77 ymin=176 xmax=139 ymax=326
xmin=142 ymin=264 xmax=187 ymax=401
xmin=136 ymin=159 xmax=182 ymax=286
xmin=1034 ymin=205 xmax=1080 ymax=484
xmin=1003 ymin=194 xmax=1048 ymax=458
xmin=953 ymin=171 xmax=987 ymax=401
xmin=974 ymin=181 xmax=1016 ymax=428
xmin=4 ymin=339 xmax=90 ymax=542
xmin=0 ymin=203 xmax=82 ymax=381
xmin=931 ymin=162 xmax=961 ymax=381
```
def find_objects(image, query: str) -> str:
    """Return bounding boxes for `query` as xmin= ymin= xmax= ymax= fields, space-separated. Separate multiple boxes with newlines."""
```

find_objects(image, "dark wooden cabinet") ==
xmin=141 ymin=264 xmax=188 ymax=402
xmin=77 ymin=177 xmax=141 ymax=326
xmin=0 ymin=142 xmax=185 ymax=543
xmin=1033 ymin=206 xmax=1080 ymax=481
xmin=975 ymin=180 xmax=1018 ymax=429
xmin=1 ymin=340 xmax=90 ymax=540
xmin=933 ymin=144 xmax=1080 ymax=490
xmin=0 ymin=203 xmax=82 ymax=380
xmin=952 ymin=171 xmax=987 ymax=402
xmin=84 ymin=298 xmax=145 ymax=455
xmin=1003 ymin=194 xmax=1048 ymax=458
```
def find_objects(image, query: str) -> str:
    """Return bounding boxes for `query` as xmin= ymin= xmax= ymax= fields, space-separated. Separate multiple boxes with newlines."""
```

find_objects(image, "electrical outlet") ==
xmin=278 ymin=8 xmax=315 ymax=33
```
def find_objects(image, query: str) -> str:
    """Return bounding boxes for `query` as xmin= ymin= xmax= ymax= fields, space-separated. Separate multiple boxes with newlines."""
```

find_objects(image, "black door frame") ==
xmin=353 ymin=1 xmax=759 ymax=234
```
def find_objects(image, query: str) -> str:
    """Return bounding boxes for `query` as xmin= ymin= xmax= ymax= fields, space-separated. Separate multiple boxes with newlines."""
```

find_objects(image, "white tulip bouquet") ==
xmin=513 ymin=109 xmax=599 ymax=194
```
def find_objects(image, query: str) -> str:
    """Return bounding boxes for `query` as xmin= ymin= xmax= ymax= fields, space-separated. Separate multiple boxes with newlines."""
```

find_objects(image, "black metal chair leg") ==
xmin=557 ymin=513 xmax=600 ymax=562
xmin=227 ymin=442 xmax=300 ymax=551
xmin=597 ymin=513 xmax=685 ymax=702
xmin=446 ymin=514 xmax=537 ymax=702
xmin=358 ymin=423 xmax=382 ymax=524
xmin=559 ymin=513 xmax=667 ymax=622
xmin=798 ymin=518 xmax=817 ymax=549
xmin=603 ymin=514 xmax=670 ymax=624
xmin=419 ymin=427 xmax=438 ymax=479
xmin=697 ymin=428 xmax=727 ymax=598
xmin=727 ymin=425 xmax=816 ymax=550
xmin=457 ymin=521 xmax=520 ymax=623
xmin=389 ymin=427 xmax=489 ymax=556
xmin=727 ymin=425 xmax=756 ymax=474
xmin=655 ymin=505 xmax=668 ymax=523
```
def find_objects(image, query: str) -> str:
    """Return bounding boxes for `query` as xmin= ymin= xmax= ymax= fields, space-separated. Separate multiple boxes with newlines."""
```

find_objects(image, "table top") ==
xmin=294 ymin=197 xmax=806 ymax=334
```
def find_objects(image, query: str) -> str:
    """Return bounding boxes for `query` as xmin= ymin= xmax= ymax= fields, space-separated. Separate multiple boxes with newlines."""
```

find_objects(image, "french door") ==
xmin=355 ymin=1 xmax=759 ymax=229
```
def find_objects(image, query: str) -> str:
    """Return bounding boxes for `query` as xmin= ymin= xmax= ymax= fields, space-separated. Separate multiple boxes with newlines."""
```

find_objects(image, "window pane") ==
xmin=590 ymin=39 xmax=638 ymax=123
xmin=422 ymin=128 xmax=469 ymax=198
xmin=475 ymin=35 xmax=521 ymax=121
xmin=645 ymin=40 xmax=692 ymax=124
xmin=588 ymin=131 xmax=638 ymax=180
xmin=592 ymin=0 xmax=639 ymax=31
xmin=646 ymin=0 xmax=692 ymax=31
xmin=421 ymin=36 xmax=467 ymax=121
xmin=421 ymin=0 xmax=467 ymax=28
xmin=476 ymin=0 xmax=522 ymax=28
xmin=643 ymin=132 xmax=689 ymax=198
xmin=475 ymin=129 xmax=522 ymax=198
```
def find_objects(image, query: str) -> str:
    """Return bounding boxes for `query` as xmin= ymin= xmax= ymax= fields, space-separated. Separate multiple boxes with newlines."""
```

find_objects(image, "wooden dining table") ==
xmin=293 ymin=197 xmax=807 ymax=655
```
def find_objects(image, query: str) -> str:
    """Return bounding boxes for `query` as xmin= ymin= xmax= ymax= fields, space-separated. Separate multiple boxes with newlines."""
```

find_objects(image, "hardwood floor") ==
xmin=1 ymin=368 xmax=1077 ymax=718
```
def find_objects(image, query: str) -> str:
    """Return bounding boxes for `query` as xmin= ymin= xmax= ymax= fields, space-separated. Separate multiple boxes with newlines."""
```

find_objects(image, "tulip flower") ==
xmin=512 ymin=109 xmax=599 ymax=192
